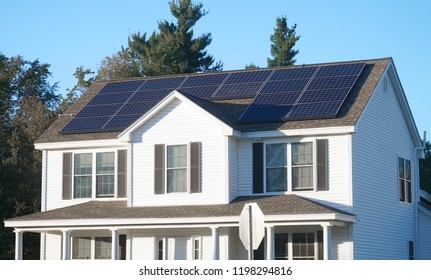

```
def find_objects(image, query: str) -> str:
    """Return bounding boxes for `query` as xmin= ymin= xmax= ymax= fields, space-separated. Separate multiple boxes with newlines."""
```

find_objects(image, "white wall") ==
xmin=131 ymin=98 xmax=229 ymax=206
xmin=352 ymin=72 xmax=416 ymax=259
xmin=418 ymin=209 xmax=431 ymax=259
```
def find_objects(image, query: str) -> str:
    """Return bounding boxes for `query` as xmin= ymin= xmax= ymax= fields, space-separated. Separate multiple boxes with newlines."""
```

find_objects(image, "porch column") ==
xmin=322 ymin=225 xmax=332 ymax=260
xmin=111 ymin=229 xmax=119 ymax=260
xmin=266 ymin=226 xmax=275 ymax=260
xmin=211 ymin=226 xmax=220 ymax=260
xmin=14 ymin=230 xmax=23 ymax=260
xmin=62 ymin=230 xmax=71 ymax=260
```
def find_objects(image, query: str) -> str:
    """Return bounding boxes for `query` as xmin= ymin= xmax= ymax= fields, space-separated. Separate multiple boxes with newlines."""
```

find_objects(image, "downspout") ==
xmin=414 ymin=131 xmax=426 ymax=259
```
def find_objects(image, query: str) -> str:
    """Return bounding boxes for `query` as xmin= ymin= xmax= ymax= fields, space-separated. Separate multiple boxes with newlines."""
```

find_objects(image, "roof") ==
xmin=36 ymin=58 xmax=391 ymax=144
xmin=5 ymin=195 xmax=354 ymax=225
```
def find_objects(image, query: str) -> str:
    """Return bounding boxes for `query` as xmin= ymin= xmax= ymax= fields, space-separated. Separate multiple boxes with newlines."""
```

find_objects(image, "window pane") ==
xmin=405 ymin=160 xmax=411 ymax=181
xmin=292 ymin=143 xmax=313 ymax=165
xmin=266 ymin=144 xmax=287 ymax=167
xmin=158 ymin=240 xmax=164 ymax=260
xmin=74 ymin=175 xmax=92 ymax=198
xmin=74 ymin=153 xmax=92 ymax=175
xmin=267 ymin=168 xmax=287 ymax=192
xmin=95 ymin=237 xmax=112 ymax=259
xmin=167 ymin=169 xmax=187 ymax=192
xmin=292 ymin=166 xmax=313 ymax=190
xmin=292 ymin=233 xmax=315 ymax=260
xmin=96 ymin=152 xmax=115 ymax=197
xmin=399 ymin=157 xmax=404 ymax=178
xmin=72 ymin=237 xmax=91 ymax=259
xmin=167 ymin=145 xmax=187 ymax=168
xmin=275 ymin=234 xmax=289 ymax=260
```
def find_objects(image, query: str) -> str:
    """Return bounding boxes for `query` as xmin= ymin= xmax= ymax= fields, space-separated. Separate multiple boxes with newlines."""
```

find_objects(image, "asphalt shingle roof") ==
xmin=6 ymin=195 xmax=354 ymax=223
xmin=35 ymin=58 xmax=391 ymax=143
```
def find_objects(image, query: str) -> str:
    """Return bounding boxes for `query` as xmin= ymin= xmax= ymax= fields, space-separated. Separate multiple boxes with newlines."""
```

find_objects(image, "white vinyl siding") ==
xmin=418 ymin=209 xmax=431 ymax=259
xmin=131 ymin=98 xmax=228 ymax=206
xmin=352 ymin=72 xmax=416 ymax=259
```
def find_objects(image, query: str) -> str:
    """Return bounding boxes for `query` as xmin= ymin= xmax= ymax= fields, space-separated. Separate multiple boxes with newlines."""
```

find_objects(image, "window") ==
xmin=253 ymin=140 xmax=327 ymax=194
xmin=96 ymin=152 xmax=115 ymax=197
xmin=266 ymin=144 xmax=287 ymax=192
xmin=192 ymin=237 xmax=201 ymax=260
xmin=63 ymin=150 xmax=127 ymax=200
xmin=72 ymin=237 xmax=91 ymax=259
xmin=167 ymin=145 xmax=188 ymax=193
xmin=95 ymin=237 xmax=112 ymax=259
xmin=157 ymin=239 xmax=165 ymax=260
xmin=154 ymin=143 xmax=201 ymax=194
xmin=275 ymin=234 xmax=289 ymax=260
xmin=74 ymin=153 xmax=92 ymax=198
xmin=292 ymin=142 xmax=313 ymax=191
xmin=292 ymin=233 xmax=315 ymax=260
xmin=399 ymin=157 xmax=411 ymax=203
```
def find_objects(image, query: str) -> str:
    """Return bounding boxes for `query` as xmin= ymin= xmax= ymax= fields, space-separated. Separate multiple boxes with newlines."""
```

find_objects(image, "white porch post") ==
xmin=266 ymin=226 xmax=275 ymax=260
xmin=211 ymin=226 xmax=220 ymax=260
xmin=323 ymin=225 xmax=332 ymax=260
xmin=14 ymin=230 xmax=23 ymax=260
xmin=62 ymin=230 xmax=71 ymax=260
xmin=111 ymin=229 xmax=119 ymax=260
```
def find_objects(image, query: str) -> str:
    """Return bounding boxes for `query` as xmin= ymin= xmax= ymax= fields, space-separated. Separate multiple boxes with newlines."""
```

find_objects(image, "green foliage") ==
xmin=0 ymin=52 xmax=58 ymax=259
xmin=56 ymin=66 xmax=95 ymax=114
xmin=97 ymin=47 xmax=141 ymax=81
xmin=128 ymin=0 xmax=222 ymax=76
xmin=267 ymin=15 xmax=300 ymax=67
xmin=420 ymin=141 xmax=431 ymax=193
xmin=245 ymin=63 xmax=259 ymax=69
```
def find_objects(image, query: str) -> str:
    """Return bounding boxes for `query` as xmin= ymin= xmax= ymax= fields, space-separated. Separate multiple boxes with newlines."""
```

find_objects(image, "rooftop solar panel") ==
xmin=62 ymin=116 xmax=111 ymax=133
xmin=129 ymin=89 xmax=172 ymax=103
xmin=269 ymin=67 xmax=317 ymax=81
xmin=87 ymin=92 xmax=134 ymax=105
xmin=140 ymin=77 xmax=185 ymax=90
xmin=315 ymin=63 xmax=365 ymax=77
xmin=103 ymin=114 xmax=141 ymax=130
xmin=116 ymin=101 xmax=158 ymax=116
xmin=74 ymin=104 xmax=123 ymax=118
xmin=180 ymin=73 xmax=229 ymax=87
xmin=260 ymin=79 xmax=309 ymax=93
xmin=286 ymin=101 xmax=343 ymax=120
xmin=179 ymin=85 xmax=219 ymax=98
xmin=298 ymin=88 xmax=350 ymax=103
xmin=213 ymin=82 xmax=263 ymax=98
xmin=224 ymin=70 xmax=272 ymax=84
xmin=239 ymin=104 xmax=293 ymax=123
xmin=99 ymin=80 xmax=144 ymax=93
xmin=253 ymin=91 xmax=301 ymax=105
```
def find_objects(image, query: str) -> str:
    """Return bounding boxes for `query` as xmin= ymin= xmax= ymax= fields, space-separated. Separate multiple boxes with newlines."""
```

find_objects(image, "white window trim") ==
xmin=263 ymin=138 xmax=319 ymax=194
xmin=71 ymin=149 xmax=121 ymax=200
xmin=164 ymin=143 xmax=194 ymax=194
xmin=192 ymin=236 xmax=202 ymax=260
xmin=71 ymin=236 xmax=112 ymax=260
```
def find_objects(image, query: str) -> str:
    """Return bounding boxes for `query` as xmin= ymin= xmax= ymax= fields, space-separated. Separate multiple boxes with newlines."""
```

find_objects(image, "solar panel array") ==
xmin=61 ymin=63 xmax=365 ymax=134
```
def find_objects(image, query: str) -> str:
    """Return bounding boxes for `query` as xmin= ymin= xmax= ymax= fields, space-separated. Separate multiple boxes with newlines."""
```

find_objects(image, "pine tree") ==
xmin=128 ymin=0 xmax=222 ymax=76
xmin=267 ymin=16 xmax=300 ymax=67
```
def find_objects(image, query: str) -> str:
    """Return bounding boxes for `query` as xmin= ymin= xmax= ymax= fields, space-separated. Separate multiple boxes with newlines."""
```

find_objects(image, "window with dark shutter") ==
xmin=154 ymin=144 xmax=165 ymax=194
xmin=253 ymin=143 xmax=264 ymax=193
xmin=62 ymin=152 xmax=72 ymax=200
xmin=117 ymin=150 xmax=127 ymax=198
xmin=190 ymin=142 xmax=201 ymax=193
xmin=317 ymin=139 xmax=328 ymax=191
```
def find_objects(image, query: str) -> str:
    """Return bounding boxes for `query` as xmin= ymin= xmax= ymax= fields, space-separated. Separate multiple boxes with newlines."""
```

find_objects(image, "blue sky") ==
xmin=1 ymin=0 xmax=430 ymax=138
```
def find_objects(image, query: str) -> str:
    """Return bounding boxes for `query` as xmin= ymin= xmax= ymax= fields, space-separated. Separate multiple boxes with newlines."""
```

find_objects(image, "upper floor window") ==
xmin=62 ymin=150 xmax=127 ymax=200
xmin=398 ymin=157 xmax=411 ymax=203
xmin=253 ymin=139 xmax=328 ymax=194
xmin=154 ymin=142 xmax=201 ymax=195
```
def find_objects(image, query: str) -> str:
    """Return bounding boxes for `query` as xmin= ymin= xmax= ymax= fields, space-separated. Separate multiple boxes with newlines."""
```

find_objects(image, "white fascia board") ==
xmin=264 ymin=213 xmax=356 ymax=224
xmin=118 ymin=90 xmax=235 ymax=142
xmin=4 ymin=216 xmax=240 ymax=229
xmin=35 ymin=139 xmax=127 ymax=151
xmin=241 ymin=126 xmax=355 ymax=139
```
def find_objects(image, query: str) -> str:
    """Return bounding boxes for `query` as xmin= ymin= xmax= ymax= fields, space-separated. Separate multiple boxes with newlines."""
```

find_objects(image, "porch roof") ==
xmin=6 ymin=195 xmax=354 ymax=228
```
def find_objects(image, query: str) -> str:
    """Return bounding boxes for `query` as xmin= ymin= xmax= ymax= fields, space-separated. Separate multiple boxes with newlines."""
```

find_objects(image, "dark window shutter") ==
xmin=317 ymin=139 xmax=328 ymax=191
xmin=117 ymin=150 xmax=127 ymax=198
xmin=62 ymin=152 xmax=72 ymax=200
xmin=190 ymin=142 xmax=201 ymax=193
xmin=252 ymin=143 xmax=264 ymax=193
xmin=154 ymin=144 xmax=165 ymax=194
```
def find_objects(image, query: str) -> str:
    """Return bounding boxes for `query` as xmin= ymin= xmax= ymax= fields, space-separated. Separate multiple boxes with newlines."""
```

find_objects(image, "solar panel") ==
xmin=224 ymin=70 xmax=272 ymax=84
xmin=100 ymin=80 xmax=144 ymax=93
xmin=287 ymin=101 xmax=343 ymax=120
xmin=61 ymin=62 xmax=366 ymax=134
xmin=260 ymin=79 xmax=309 ymax=93
xmin=179 ymin=85 xmax=219 ymax=98
xmin=270 ymin=67 xmax=317 ymax=81
xmin=103 ymin=114 xmax=141 ymax=130
xmin=87 ymin=92 xmax=134 ymax=105
xmin=213 ymin=82 xmax=263 ymax=98
xmin=180 ymin=73 xmax=228 ymax=87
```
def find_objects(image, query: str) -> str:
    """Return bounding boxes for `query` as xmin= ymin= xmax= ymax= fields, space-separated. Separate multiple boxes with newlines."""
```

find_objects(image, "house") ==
xmin=5 ymin=57 xmax=431 ymax=260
